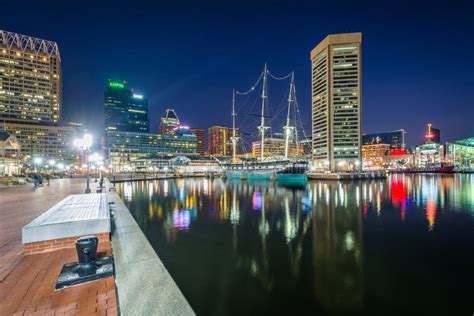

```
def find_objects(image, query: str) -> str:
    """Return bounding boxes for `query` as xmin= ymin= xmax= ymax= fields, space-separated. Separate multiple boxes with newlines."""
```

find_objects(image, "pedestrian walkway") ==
xmin=0 ymin=178 xmax=118 ymax=315
xmin=0 ymin=178 xmax=88 ymax=281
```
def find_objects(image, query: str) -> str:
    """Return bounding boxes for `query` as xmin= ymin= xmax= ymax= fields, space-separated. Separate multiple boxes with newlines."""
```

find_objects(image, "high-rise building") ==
xmin=0 ymin=30 xmax=62 ymax=124
xmin=189 ymin=128 xmax=205 ymax=155
xmin=160 ymin=109 xmax=180 ymax=134
xmin=208 ymin=126 xmax=235 ymax=156
xmin=104 ymin=80 xmax=149 ymax=133
xmin=311 ymin=32 xmax=362 ymax=172
xmin=363 ymin=129 xmax=405 ymax=150
xmin=0 ymin=30 xmax=81 ymax=162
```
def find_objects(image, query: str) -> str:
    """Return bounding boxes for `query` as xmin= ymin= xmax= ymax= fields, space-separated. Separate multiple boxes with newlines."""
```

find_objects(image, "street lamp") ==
xmin=89 ymin=153 xmax=103 ymax=183
xmin=33 ymin=157 xmax=42 ymax=173
xmin=74 ymin=133 xmax=93 ymax=193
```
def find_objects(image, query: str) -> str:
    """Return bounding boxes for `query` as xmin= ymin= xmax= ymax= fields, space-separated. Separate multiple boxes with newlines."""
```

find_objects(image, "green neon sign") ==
xmin=109 ymin=81 xmax=124 ymax=89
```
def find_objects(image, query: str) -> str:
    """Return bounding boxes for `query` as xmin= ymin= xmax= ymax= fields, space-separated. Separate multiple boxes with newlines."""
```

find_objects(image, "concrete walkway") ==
xmin=0 ymin=178 xmax=89 ymax=280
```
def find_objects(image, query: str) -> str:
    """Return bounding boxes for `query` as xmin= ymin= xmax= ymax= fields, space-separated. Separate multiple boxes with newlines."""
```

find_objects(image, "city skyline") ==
xmin=1 ymin=0 xmax=473 ymax=147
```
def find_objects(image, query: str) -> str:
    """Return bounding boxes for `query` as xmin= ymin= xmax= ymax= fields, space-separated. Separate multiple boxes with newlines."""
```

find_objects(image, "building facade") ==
xmin=0 ymin=30 xmax=62 ymax=124
xmin=252 ymin=138 xmax=303 ymax=159
xmin=0 ymin=30 xmax=82 ymax=163
xmin=311 ymin=32 xmax=362 ymax=172
xmin=363 ymin=129 xmax=405 ymax=150
xmin=446 ymin=137 xmax=474 ymax=170
xmin=104 ymin=80 xmax=149 ymax=133
xmin=208 ymin=126 xmax=233 ymax=156
xmin=362 ymin=143 xmax=390 ymax=170
xmin=106 ymin=130 xmax=197 ymax=167
xmin=189 ymin=128 xmax=205 ymax=155
xmin=160 ymin=109 xmax=180 ymax=134
xmin=3 ymin=122 xmax=79 ymax=162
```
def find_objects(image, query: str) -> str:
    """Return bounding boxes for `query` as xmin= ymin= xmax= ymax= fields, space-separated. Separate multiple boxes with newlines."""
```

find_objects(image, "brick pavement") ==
xmin=0 ymin=178 xmax=89 ymax=280
xmin=0 ymin=178 xmax=118 ymax=315
xmin=0 ymin=240 xmax=117 ymax=316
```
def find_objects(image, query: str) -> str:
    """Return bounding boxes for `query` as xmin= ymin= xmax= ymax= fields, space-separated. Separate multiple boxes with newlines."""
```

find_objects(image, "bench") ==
xmin=22 ymin=193 xmax=110 ymax=254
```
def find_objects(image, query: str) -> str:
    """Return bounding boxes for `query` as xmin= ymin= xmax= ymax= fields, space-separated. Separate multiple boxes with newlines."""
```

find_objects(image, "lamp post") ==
xmin=74 ymin=134 xmax=93 ymax=194
xmin=89 ymin=153 xmax=103 ymax=183
xmin=33 ymin=157 xmax=42 ymax=174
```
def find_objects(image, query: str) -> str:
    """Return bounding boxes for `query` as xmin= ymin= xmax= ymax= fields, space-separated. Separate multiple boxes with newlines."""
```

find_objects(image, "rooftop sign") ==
xmin=109 ymin=81 xmax=124 ymax=89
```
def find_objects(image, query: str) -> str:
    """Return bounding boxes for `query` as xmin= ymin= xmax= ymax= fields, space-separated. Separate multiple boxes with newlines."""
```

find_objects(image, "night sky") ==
xmin=3 ymin=0 xmax=474 ymax=146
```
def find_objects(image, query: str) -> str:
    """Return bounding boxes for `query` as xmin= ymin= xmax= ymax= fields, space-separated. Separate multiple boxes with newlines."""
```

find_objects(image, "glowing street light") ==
xmin=73 ymin=133 xmax=94 ymax=193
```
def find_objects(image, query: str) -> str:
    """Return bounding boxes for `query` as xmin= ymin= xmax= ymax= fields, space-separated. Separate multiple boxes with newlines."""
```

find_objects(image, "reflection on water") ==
xmin=117 ymin=174 xmax=474 ymax=315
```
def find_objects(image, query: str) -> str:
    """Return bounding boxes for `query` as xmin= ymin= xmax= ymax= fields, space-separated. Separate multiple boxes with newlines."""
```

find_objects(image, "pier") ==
xmin=0 ymin=178 xmax=194 ymax=315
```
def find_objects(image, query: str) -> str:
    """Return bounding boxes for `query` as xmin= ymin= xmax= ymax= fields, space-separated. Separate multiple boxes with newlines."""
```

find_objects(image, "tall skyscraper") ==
xmin=189 ymin=128 xmax=205 ymax=155
xmin=0 ymin=30 xmax=79 ymax=162
xmin=208 ymin=126 xmax=234 ymax=156
xmin=311 ymin=32 xmax=362 ymax=172
xmin=104 ymin=80 xmax=149 ymax=133
xmin=0 ymin=30 xmax=62 ymax=124
xmin=160 ymin=109 xmax=180 ymax=134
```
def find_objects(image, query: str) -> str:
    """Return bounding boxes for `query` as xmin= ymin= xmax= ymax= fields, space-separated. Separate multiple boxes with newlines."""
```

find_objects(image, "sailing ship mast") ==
xmin=284 ymin=72 xmax=296 ymax=159
xmin=258 ymin=63 xmax=269 ymax=160
xmin=231 ymin=89 xmax=239 ymax=163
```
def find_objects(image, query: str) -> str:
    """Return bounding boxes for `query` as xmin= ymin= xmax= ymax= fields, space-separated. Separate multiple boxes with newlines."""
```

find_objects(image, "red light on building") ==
xmin=389 ymin=149 xmax=408 ymax=156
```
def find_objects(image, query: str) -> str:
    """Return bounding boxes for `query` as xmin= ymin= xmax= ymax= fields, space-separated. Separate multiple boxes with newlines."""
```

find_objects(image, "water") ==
xmin=116 ymin=174 xmax=474 ymax=315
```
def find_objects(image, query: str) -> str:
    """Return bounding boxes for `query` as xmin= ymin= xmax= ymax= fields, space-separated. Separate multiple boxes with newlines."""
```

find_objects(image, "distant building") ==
xmin=446 ymin=137 xmax=474 ymax=170
xmin=160 ymin=109 xmax=180 ymax=135
xmin=300 ymin=137 xmax=312 ymax=158
xmin=362 ymin=143 xmax=390 ymax=170
xmin=425 ymin=124 xmax=440 ymax=143
xmin=362 ymin=129 xmax=405 ymax=150
xmin=0 ymin=30 xmax=62 ymax=124
xmin=104 ymin=80 xmax=149 ymax=133
xmin=208 ymin=126 xmax=234 ymax=156
xmin=2 ymin=122 xmax=80 ymax=162
xmin=106 ymin=130 xmax=197 ymax=168
xmin=189 ymin=128 xmax=206 ymax=155
xmin=414 ymin=142 xmax=444 ymax=168
xmin=252 ymin=138 xmax=303 ymax=159
xmin=311 ymin=32 xmax=362 ymax=172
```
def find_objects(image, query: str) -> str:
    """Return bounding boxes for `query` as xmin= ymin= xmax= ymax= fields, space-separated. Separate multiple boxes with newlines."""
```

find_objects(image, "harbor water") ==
xmin=116 ymin=174 xmax=474 ymax=315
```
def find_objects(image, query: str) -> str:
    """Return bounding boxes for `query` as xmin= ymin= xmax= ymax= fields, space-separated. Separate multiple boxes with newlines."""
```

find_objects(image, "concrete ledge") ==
xmin=22 ymin=193 xmax=110 ymax=244
xmin=106 ymin=179 xmax=195 ymax=316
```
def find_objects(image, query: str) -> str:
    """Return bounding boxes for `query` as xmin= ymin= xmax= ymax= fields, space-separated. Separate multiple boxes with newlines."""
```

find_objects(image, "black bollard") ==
xmin=75 ymin=236 xmax=98 ymax=275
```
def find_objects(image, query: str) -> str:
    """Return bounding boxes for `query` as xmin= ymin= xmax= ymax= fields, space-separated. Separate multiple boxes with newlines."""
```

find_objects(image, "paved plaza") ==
xmin=0 ymin=178 xmax=118 ymax=315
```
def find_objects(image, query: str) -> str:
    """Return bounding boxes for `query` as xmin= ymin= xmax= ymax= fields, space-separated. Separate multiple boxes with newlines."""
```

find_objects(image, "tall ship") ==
xmin=221 ymin=64 xmax=309 ymax=184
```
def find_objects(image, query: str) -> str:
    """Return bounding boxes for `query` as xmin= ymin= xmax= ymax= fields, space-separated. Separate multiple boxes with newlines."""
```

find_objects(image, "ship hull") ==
xmin=275 ymin=173 xmax=308 ymax=186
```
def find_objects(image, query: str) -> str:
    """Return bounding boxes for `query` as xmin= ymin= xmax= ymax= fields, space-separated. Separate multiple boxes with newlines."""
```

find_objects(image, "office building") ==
xmin=311 ymin=32 xmax=362 ymax=172
xmin=2 ymin=121 xmax=80 ymax=162
xmin=425 ymin=124 xmax=440 ymax=143
xmin=190 ymin=128 xmax=205 ymax=155
xmin=0 ymin=30 xmax=82 ymax=162
xmin=208 ymin=126 xmax=234 ymax=156
xmin=0 ymin=30 xmax=62 ymax=124
xmin=363 ymin=129 xmax=405 ymax=150
xmin=104 ymin=80 xmax=149 ymax=133
xmin=160 ymin=109 xmax=180 ymax=134
xmin=252 ymin=138 xmax=303 ymax=159
xmin=106 ymin=130 xmax=197 ymax=167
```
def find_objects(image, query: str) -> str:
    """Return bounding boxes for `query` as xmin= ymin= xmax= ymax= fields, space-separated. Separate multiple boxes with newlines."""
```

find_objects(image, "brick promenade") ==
xmin=0 ymin=179 xmax=118 ymax=315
